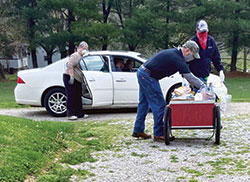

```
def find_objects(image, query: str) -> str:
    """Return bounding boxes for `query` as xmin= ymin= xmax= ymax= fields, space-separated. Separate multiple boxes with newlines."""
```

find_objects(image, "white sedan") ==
xmin=15 ymin=51 xmax=184 ymax=117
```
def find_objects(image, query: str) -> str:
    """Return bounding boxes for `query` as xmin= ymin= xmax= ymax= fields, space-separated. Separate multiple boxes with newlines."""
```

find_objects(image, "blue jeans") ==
xmin=133 ymin=67 xmax=166 ymax=137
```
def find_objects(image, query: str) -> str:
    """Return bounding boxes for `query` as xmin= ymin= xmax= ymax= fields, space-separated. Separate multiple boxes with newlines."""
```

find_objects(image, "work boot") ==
xmin=132 ymin=132 xmax=152 ymax=139
xmin=154 ymin=135 xmax=175 ymax=142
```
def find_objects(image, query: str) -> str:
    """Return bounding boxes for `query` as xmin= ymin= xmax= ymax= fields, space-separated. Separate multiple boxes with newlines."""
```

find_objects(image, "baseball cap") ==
xmin=183 ymin=40 xmax=200 ymax=59
xmin=196 ymin=20 xmax=208 ymax=32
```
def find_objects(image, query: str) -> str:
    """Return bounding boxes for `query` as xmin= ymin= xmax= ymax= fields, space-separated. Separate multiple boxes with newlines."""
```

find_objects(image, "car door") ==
xmin=79 ymin=55 xmax=113 ymax=107
xmin=111 ymin=56 xmax=143 ymax=105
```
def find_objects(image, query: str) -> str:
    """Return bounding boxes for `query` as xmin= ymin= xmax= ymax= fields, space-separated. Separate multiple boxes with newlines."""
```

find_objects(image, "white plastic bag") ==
xmin=219 ymin=94 xmax=232 ymax=112
xmin=207 ymin=74 xmax=232 ymax=112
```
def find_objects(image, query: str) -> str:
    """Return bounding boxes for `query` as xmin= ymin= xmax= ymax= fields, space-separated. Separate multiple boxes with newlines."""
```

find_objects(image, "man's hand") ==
xmin=219 ymin=70 xmax=225 ymax=82
xmin=68 ymin=76 xmax=74 ymax=85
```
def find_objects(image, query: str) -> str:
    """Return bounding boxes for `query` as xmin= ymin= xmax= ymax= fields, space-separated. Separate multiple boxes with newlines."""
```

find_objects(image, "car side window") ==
xmin=101 ymin=56 xmax=109 ymax=72
xmin=79 ymin=56 xmax=109 ymax=72
xmin=111 ymin=56 xmax=143 ymax=72
xmin=133 ymin=59 xmax=143 ymax=72
xmin=123 ymin=57 xmax=142 ymax=72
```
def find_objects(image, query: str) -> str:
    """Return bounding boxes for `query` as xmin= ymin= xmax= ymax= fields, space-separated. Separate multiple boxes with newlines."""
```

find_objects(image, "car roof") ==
xmin=87 ymin=50 xmax=142 ymax=57
xmin=43 ymin=50 xmax=145 ymax=72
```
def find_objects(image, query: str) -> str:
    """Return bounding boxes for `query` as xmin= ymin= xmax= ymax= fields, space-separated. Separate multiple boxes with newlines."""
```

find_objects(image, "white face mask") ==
xmin=82 ymin=49 xmax=88 ymax=56
xmin=184 ymin=53 xmax=194 ymax=62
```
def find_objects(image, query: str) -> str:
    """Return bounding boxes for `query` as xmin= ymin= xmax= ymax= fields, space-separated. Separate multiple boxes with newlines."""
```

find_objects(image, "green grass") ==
xmin=131 ymin=152 xmax=149 ymax=158
xmin=0 ymin=81 xmax=24 ymax=108
xmin=0 ymin=72 xmax=250 ymax=181
xmin=225 ymin=77 xmax=250 ymax=102
xmin=0 ymin=115 xmax=74 ymax=181
xmin=0 ymin=116 xmax=127 ymax=181
xmin=1 ymin=73 xmax=250 ymax=109
xmin=0 ymin=73 xmax=28 ymax=108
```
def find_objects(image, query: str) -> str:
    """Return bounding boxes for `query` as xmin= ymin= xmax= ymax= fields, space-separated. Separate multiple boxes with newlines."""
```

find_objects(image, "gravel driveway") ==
xmin=0 ymin=107 xmax=138 ymax=122
xmin=1 ymin=103 xmax=250 ymax=181
xmin=0 ymin=102 xmax=248 ymax=121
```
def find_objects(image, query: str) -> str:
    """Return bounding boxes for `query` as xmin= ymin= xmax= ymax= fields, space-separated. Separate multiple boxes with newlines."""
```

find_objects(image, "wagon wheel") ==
xmin=215 ymin=106 xmax=221 ymax=145
xmin=164 ymin=106 xmax=171 ymax=145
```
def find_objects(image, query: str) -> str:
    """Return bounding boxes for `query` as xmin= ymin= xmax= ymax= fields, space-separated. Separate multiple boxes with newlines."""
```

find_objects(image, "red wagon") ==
xmin=164 ymin=100 xmax=221 ymax=145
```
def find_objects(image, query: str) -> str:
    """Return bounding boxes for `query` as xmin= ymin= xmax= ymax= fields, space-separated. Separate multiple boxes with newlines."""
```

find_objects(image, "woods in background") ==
xmin=0 ymin=0 xmax=250 ymax=72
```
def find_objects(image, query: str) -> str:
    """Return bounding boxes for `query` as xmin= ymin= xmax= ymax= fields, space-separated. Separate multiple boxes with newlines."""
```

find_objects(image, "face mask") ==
xmin=82 ymin=49 xmax=88 ymax=55
xmin=197 ymin=31 xmax=208 ymax=40
xmin=184 ymin=53 xmax=194 ymax=62
xmin=197 ymin=31 xmax=208 ymax=50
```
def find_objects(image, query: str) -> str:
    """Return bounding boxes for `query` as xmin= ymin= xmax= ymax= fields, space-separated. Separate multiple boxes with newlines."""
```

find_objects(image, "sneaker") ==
xmin=83 ymin=114 xmax=89 ymax=118
xmin=68 ymin=115 xmax=78 ymax=120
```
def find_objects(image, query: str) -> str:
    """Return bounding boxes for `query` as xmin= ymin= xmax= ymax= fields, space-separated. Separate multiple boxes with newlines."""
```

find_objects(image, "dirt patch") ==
xmin=226 ymin=71 xmax=250 ymax=78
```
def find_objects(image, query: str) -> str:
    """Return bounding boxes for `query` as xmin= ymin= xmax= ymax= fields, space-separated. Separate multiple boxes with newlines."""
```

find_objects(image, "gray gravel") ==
xmin=0 ymin=103 xmax=250 ymax=181
xmin=69 ymin=103 xmax=250 ymax=182
xmin=0 ymin=107 xmax=137 ymax=122
xmin=0 ymin=102 xmax=248 ymax=121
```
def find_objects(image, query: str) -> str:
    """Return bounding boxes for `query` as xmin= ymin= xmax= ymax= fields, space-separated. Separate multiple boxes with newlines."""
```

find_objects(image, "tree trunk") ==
xmin=29 ymin=16 xmax=38 ymax=68
xmin=128 ymin=45 xmax=136 ymax=51
xmin=0 ymin=63 xmax=6 ymax=79
xmin=31 ymin=48 xmax=38 ymax=68
xmin=60 ymin=49 xmax=68 ymax=59
xmin=115 ymin=0 xmax=124 ymax=28
xmin=69 ymin=40 xmax=75 ymax=55
xmin=17 ymin=46 xmax=24 ymax=68
xmin=102 ymin=38 xmax=108 ymax=50
xmin=5 ymin=59 xmax=9 ymax=72
xmin=47 ymin=54 xmax=53 ymax=65
xmin=102 ymin=0 xmax=112 ymax=50
xmin=243 ymin=47 xmax=247 ymax=72
xmin=230 ymin=32 xmax=238 ymax=72
xmin=230 ymin=0 xmax=240 ymax=72
xmin=68 ymin=9 xmax=75 ymax=55
xmin=164 ymin=0 xmax=170 ymax=49
xmin=129 ymin=0 xmax=132 ymax=18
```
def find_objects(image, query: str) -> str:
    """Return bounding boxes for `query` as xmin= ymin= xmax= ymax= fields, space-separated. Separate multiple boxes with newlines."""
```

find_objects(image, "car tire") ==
xmin=44 ymin=88 xmax=67 ymax=117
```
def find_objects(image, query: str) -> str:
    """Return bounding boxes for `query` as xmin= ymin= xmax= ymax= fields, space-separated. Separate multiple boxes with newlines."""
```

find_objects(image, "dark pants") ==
xmin=63 ymin=74 xmax=85 ymax=117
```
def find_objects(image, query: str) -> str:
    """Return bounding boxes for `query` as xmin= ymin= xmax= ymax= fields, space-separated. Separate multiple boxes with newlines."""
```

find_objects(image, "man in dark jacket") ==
xmin=132 ymin=40 xmax=205 ymax=141
xmin=189 ymin=20 xmax=225 ymax=83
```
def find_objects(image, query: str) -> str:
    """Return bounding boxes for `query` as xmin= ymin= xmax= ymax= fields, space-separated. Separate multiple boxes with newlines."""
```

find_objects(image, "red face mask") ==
xmin=197 ymin=30 xmax=208 ymax=50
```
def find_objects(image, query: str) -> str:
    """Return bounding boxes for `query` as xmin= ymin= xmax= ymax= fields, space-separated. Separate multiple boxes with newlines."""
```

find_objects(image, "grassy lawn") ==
xmin=0 ymin=72 xmax=250 ymax=181
xmin=0 ymin=81 xmax=26 ymax=108
xmin=0 ymin=115 xmax=128 ymax=181
xmin=0 ymin=73 xmax=28 ymax=108
xmin=0 ymin=73 xmax=250 ymax=109
xmin=226 ymin=77 xmax=250 ymax=102
xmin=0 ymin=115 xmax=74 ymax=181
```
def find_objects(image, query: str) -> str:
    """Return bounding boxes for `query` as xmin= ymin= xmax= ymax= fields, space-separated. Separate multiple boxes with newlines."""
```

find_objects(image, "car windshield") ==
xmin=138 ymin=54 xmax=149 ymax=61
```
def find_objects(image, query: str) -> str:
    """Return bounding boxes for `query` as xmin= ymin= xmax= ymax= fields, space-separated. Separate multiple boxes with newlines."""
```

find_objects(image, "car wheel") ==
xmin=166 ymin=83 xmax=182 ymax=104
xmin=44 ymin=88 xmax=67 ymax=117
